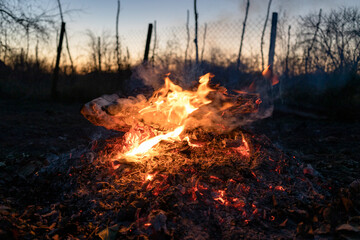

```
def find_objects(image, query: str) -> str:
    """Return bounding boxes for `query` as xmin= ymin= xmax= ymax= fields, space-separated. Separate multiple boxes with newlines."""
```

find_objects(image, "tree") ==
xmin=260 ymin=0 xmax=272 ymax=71
xmin=194 ymin=0 xmax=199 ymax=66
xmin=0 ymin=0 xmax=55 ymax=64
xmin=298 ymin=7 xmax=360 ymax=74
xmin=85 ymin=30 xmax=113 ymax=72
xmin=237 ymin=0 xmax=250 ymax=69
xmin=115 ymin=0 xmax=121 ymax=71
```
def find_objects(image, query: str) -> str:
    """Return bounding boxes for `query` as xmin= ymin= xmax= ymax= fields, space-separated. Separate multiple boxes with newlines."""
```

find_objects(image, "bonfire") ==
xmin=76 ymin=73 xmax=330 ymax=239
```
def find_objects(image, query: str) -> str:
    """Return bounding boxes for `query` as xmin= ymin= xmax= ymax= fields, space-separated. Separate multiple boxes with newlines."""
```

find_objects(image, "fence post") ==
xmin=51 ymin=21 xmax=65 ymax=100
xmin=268 ymin=12 xmax=278 ymax=70
xmin=143 ymin=23 xmax=153 ymax=63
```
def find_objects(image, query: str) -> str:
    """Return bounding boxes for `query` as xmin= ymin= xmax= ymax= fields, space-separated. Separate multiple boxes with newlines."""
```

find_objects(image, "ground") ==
xmin=0 ymin=99 xmax=359 ymax=239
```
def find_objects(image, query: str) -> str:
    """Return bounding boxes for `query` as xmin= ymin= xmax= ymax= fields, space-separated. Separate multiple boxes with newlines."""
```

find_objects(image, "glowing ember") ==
xmin=233 ymin=133 xmax=250 ymax=157
xmin=213 ymin=189 xmax=227 ymax=204
xmin=275 ymin=186 xmax=285 ymax=191
xmin=145 ymin=173 xmax=155 ymax=181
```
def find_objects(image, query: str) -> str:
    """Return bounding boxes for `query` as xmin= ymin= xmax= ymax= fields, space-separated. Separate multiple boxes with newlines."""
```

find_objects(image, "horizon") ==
xmin=1 ymin=0 xmax=359 ymax=70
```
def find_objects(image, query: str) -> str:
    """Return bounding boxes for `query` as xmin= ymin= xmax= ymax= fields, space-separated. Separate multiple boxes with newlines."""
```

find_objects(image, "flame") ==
xmin=125 ymin=126 xmax=184 ymax=157
xmin=139 ymin=73 xmax=213 ymax=126
xmin=124 ymin=73 xmax=214 ymax=158
xmin=262 ymin=65 xmax=279 ymax=86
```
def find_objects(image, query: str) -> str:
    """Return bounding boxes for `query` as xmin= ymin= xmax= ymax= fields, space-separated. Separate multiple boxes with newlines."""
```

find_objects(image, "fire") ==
xmin=139 ymin=73 xmax=213 ymax=126
xmin=125 ymin=126 xmax=184 ymax=156
xmin=262 ymin=65 xmax=279 ymax=86
xmin=124 ymin=73 xmax=214 ymax=158
xmin=233 ymin=133 xmax=250 ymax=157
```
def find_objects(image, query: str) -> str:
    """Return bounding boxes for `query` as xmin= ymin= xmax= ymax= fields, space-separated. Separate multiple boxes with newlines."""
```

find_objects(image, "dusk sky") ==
xmin=34 ymin=0 xmax=360 ymax=65
xmin=56 ymin=0 xmax=358 ymax=33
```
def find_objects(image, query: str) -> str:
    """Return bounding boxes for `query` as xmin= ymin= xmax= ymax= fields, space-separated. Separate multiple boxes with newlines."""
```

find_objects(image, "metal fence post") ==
xmin=143 ymin=23 xmax=153 ymax=63
xmin=51 ymin=21 xmax=66 ymax=100
xmin=268 ymin=12 xmax=278 ymax=70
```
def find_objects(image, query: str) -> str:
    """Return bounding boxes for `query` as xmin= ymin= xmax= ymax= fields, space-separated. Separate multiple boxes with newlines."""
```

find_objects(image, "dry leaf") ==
xmin=336 ymin=224 xmax=360 ymax=233
xmin=98 ymin=224 xmax=119 ymax=240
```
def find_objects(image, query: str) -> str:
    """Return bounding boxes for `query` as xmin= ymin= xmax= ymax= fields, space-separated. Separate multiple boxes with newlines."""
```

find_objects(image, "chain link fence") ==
xmin=120 ymin=14 xmax=300 ymax=74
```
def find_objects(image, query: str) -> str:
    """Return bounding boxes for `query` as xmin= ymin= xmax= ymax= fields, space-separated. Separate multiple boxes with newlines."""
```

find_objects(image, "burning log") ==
xmin=81 ymin=74 xmax=261 ymax=133
xmin=80 ymin=93 xmax=146 ymax=132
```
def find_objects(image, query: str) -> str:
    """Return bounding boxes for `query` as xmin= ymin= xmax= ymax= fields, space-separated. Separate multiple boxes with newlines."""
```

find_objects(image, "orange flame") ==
xmin=262 ymin=65 xmax=279 ymax=86
xmin=124 ymin=73 xmax=214 ymax=158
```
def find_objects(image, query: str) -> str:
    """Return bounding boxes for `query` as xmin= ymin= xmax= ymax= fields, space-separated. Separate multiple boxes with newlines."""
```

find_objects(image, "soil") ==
xmin=0 ymin=99 xmax=359 ymax=239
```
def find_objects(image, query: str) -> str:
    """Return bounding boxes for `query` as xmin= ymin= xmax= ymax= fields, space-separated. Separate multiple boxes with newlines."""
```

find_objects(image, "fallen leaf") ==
xmin=98 ymin=224 xmax=119 ymax=240
xmin=336 ymin=224 xmax=360 ymax=233
xmin=314 ymin=224 xmax=331 ymax=235
xmin=342 ymin=197 xmax=353 ymax=212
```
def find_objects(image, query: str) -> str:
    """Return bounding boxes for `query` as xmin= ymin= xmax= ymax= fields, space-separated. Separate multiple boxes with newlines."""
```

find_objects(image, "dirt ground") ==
xmin=253 ymin=112 xmax=360 ymax=189
xmin=0 ymin=99 xmax=359 ymax=239
xmin=1 ymin=99 xmax=358 ymax=188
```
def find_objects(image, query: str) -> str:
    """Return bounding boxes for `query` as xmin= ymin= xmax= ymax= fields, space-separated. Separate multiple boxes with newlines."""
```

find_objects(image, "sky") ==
xmin=57 ymin=0 xmax=359 ymax=33
xmin=34 ymin=0 xmax=360 ymax=66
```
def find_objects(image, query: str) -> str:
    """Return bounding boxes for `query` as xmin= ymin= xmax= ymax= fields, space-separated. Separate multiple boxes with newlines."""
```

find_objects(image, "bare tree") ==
xmin=200 ymin=23 xmax=207 ymax=62
xmin=184 ymin=9 xmax=190 ymax=65
xmin=56 ymin=0 xmax=74 ymax=73
xmin=261 ymin=0 xmax=272 ymax=71
xmin=115 ymin=0 xmax=121 ymax=71
xmin=304 ymin=9 xmax=322 ymax=73
xmin=151 ymin=20 xmax=157 ymax=66
xmin=0 ymin=1 xmax=54 ymax=35
xmin=285 ymin=25 xmax=291 ymax=76
xmin=298 ymin=7 xmax=360 ymax=74
xmin=194 ymin=0 xmax=199 ymax=65
xmin=0 ymin=0 xmax=56 ymax=65
xmin=237 ymin=0 xmax=250 ymax=69
xmin=98 ymin=37 xmax=101 ymax=72
xmin=85 ymin=30 xmax=98 ymax=72
xmin=85 ymin=30 xmax=113 ymax=72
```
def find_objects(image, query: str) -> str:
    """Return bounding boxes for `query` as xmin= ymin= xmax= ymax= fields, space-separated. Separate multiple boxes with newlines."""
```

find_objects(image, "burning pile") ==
xmin=75 ymin=73 xmax=331 ymax=238
xmin=81 ymin=73 xmax=261 ymax=162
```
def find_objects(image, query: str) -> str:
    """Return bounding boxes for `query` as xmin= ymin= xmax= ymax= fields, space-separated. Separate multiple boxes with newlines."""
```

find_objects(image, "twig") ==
xmin=285 ymin=25 xmax=291 ymax=76
xmin=305 ymin=9 xmax=322 ymax=73
xmin=237 ymin=0 xmax=250 ymax=69
xmin=151 ymin=20 xmax=157 ymax=66
xmin=200 ymin=23 xmax=207 ymax=62
xmin=185 ymin=10 xmax=190 ymax=65
xmin=261 ymin=0 xmax=272 ymax=71
xmin=115 ymin=0 xmax=121 ymax=71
